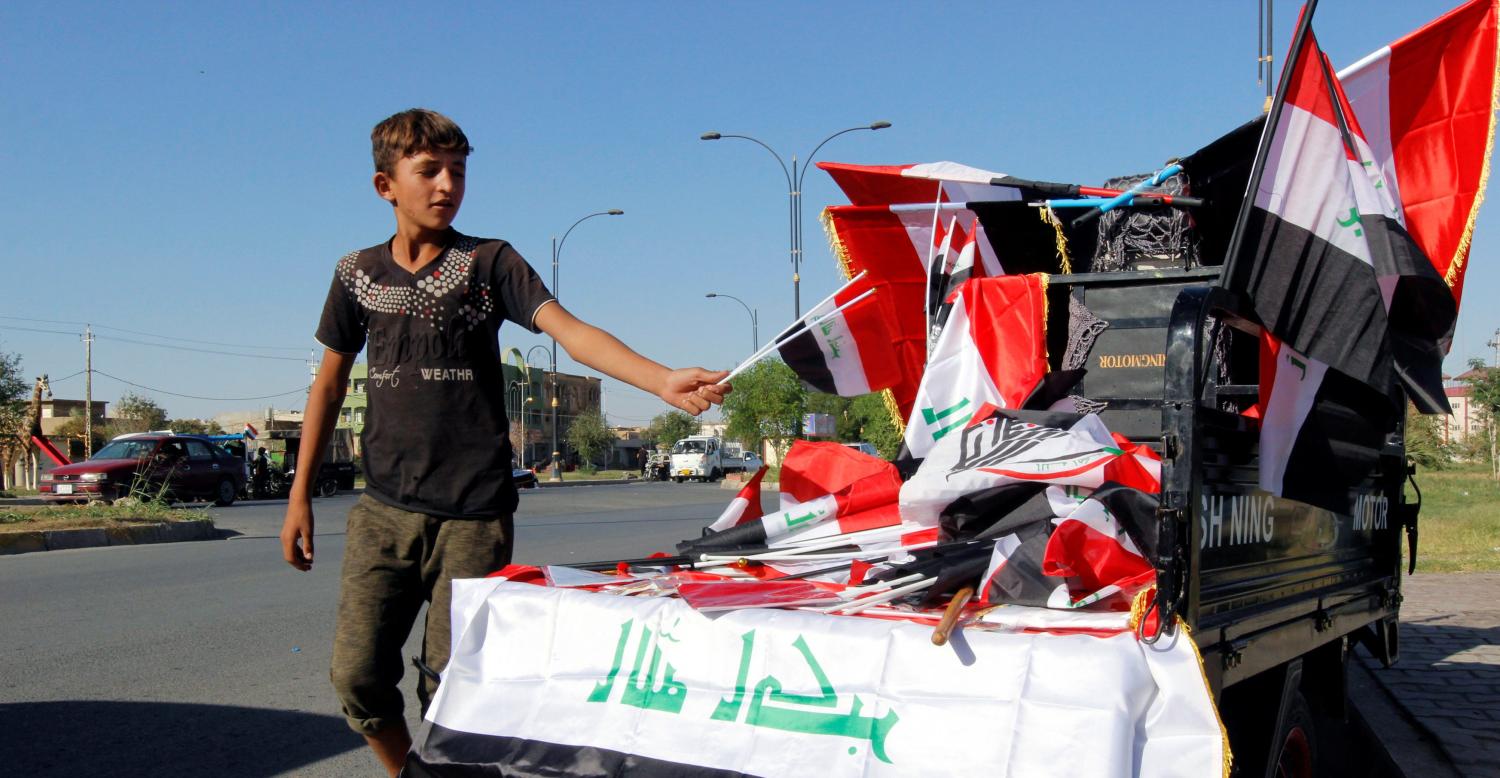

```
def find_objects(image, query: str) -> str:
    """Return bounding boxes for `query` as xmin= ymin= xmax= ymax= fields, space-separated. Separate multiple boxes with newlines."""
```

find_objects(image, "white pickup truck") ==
xmin=668 ymin=436 xmax=762 ymax=483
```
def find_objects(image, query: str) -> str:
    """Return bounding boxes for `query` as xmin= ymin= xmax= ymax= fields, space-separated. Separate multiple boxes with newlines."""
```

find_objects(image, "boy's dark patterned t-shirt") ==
xmin=316 ymin=230 xmax=554 ymax=518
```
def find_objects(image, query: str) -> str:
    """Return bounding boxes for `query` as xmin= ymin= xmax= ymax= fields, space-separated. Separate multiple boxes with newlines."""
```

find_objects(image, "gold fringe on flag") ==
xmin=882 ymin=387 xmax=906 ymax=436
xmin=820 ymin=207 xmax=856 ymax=281
xmin=1448 ymin=30 xmax=1500 ymax=289
xmin=1038 ymin=205 xmax=1073 ymax=274
xmin=1036 ymin=273 xmax=1051 ymax=361
xmin=1127 ymin=586 xmax=1155 ymax=633
xmin=1129 ymin=586 xmax=1233 ymax=777
xmin=1178 ymin=619 xmax=1235 ymax=778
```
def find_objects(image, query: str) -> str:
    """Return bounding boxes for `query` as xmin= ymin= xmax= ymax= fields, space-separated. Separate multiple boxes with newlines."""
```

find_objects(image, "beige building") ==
xmin=1444 ymin=371 xmax=1487 ymax=445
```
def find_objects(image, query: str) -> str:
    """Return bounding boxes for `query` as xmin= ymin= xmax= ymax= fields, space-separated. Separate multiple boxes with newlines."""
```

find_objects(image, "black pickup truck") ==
xmin=960 ymin=118 xmax=1416 ymax=775
xmin=271 ymin=428 xmax=359 ymax=498
xmin=1039 ymin=266 xmax=1408 ymax=777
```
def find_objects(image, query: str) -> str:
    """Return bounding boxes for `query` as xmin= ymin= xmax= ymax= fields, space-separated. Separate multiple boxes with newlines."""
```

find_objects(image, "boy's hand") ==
xmin=661 ymin=368 xmax=731 ymax=416
xmin=280 ymin=499 xmax=316 ymax=571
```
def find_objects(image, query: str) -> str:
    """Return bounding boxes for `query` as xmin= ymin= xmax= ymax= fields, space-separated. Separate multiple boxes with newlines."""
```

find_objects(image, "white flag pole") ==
xmin=720 ymin=272 xmax=868 ymax=381
xmin=722 ymin=287 xmax=876 ymax=384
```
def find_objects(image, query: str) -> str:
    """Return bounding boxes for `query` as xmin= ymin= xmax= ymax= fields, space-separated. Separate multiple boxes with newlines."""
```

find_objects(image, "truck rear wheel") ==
xmin=317 ymin=478 xmax=338 ymax=498
xmin=1273 ymin=692 xmax=1317 ymax=778
xmin=214 ymin=478 xmax=237 ymax=507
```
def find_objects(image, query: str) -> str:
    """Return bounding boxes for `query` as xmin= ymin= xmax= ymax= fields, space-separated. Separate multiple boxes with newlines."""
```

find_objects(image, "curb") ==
xmin=536 ymin=478 xmax=648 ymax=489
xmin=719 ymin=479 xmax=780 ymax=490
xmin=0 ymin=519 xmax=217 ymax=557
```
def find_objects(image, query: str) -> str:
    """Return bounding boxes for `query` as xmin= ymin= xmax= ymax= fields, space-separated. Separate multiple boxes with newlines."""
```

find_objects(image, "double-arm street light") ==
xmin=701 ymin=121 xmax=891 ymax=318
xmin=506 ymin=379 xmax=529 ymax=469
xmin=550 ymin=210 xmax=624 ymax=482
xmin=705 ymin=292 xmax=758 ymax=352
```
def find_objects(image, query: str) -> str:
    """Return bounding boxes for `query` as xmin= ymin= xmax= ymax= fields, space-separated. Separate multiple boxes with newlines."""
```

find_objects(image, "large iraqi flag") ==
xmin=1219 ymin=16 xmax=1457 ymax=414
xmin=407 ymin=580 xmax=1228 ymax=777
xmin=1338 ymin=0 xmax=1499 ymax=308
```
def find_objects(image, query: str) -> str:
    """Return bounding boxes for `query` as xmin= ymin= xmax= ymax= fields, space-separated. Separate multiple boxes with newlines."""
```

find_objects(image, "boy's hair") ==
xmin=371 ymin=109 xmax=473 ymax=175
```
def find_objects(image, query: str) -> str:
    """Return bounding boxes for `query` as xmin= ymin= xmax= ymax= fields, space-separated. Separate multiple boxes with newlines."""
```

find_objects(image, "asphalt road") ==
xmin=0 ymin=482 xmax=741 ymax=777
xmin=0 ymin=484 xmax=1427 ymax=776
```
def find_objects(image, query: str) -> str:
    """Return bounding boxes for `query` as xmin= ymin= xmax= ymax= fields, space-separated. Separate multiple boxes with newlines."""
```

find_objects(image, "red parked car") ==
xmin=40 ymin=433 xmax=246 ymax=506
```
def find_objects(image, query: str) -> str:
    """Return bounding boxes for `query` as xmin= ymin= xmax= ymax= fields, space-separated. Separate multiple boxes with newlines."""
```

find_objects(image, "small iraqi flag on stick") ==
xmin=704 ymin=466 xmax=768 ymax=533
xmin=775 ymin=274 xmax=902 ymax=396
xmin=243 ymin=422 xmax=258 ymax=441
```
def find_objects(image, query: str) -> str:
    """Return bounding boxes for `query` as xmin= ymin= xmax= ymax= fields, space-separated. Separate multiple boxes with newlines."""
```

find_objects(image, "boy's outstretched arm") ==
xmin=535 ymin=303 xmax=730 ymax=415
xmin=279 ymin=349 xmax=357 ymax=571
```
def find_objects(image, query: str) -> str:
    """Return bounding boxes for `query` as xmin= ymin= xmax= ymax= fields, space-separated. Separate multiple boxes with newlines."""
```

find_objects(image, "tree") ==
xmin=55 ymin=408 xmax=107 ymax=456
xmin=567 ymin=407 xmax=614 ymax=471
xmin=0 ymin=349 xmax=26 ymax=491
xmin=1404 ymin=402 xmax=1449 ymax=471
xmin=721 ymin=359 xmax=805 ymax=457
xmin=0 ymin=349 xmax=26 ymax=436
xmin=846 ymin=393 xmax=904 ymax=460
xmin=799 ymin=391 xmax=905 ymax=460
xmin=110 ymin=392 xmax=168 ymax=435
xmin=1462 ymin=359 xmax=1500 ymax=480
xmin=169 ymin=418 xmax=226 ymax=435
xmin=646 ymin=411 xmax=700 ymax=450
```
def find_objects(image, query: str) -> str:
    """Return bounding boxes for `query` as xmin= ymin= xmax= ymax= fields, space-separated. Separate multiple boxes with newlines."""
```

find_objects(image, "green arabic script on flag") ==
xmin=587 ymin=619 xmax=901 ymax=763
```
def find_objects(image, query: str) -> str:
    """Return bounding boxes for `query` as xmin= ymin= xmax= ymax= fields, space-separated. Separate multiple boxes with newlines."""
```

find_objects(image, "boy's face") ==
xmin=374 ymin=149 xmax=467 ymax=233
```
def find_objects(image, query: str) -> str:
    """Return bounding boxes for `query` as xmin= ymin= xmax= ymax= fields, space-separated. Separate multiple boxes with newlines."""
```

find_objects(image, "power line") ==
xmin=93 ymin=334 xmax=307 ymax=362
xmin=0 ymin=314 xmax=306 ymax=352
xmin=93 ymin=323 xmax=308 ymax=352
xmin=0 ymin=324 xmax=81 ymax=337
xmin=91 ymin=369 xmax=309 ymax=401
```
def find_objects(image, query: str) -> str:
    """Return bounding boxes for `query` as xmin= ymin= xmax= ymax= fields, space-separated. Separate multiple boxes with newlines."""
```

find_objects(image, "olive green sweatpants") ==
xmin=330 ymin=494 xmax=513 ymax=735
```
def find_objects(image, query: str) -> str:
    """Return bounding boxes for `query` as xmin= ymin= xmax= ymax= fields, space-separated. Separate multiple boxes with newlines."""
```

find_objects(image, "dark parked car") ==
xmin=40 ymin=433 xmax=246 ymax=506
xmin=512 ymin=468 xmax=538 ymax=490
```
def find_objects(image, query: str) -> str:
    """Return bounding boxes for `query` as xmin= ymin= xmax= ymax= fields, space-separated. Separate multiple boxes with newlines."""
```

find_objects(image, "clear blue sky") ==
xmin=2 ymin=1 xmax=1493 ymax=427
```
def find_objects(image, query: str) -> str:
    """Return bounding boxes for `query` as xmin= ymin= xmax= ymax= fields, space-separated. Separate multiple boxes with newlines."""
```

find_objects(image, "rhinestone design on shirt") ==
xmin=336 ymin=236 xmax=495 ymax=331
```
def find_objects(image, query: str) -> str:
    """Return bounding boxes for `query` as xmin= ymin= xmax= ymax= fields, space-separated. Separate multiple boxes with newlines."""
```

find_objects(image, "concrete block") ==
xmin=126 ymin=524 xmax=164 ymax=544
xmin=160 ymin=520 xmax=213 ymax=542
xmin=0 ymin=531 xmax=47 ymax=555
xmin=46 ymin=528 xmax=109 ymax=551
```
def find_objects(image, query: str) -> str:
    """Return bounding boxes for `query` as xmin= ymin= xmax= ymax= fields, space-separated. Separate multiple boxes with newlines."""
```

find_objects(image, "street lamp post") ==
xmin=701 ymin=121 xmax=891 ymax=318
xmin=507 ymin=379 xmax=526 ymax=469
xmin=550 ymin=209 xmax=624 ymax=482
xmin=523 ymin=344 xmax=550 ymax=469
xmin=705 ymin=292 xmax=758 ymax=352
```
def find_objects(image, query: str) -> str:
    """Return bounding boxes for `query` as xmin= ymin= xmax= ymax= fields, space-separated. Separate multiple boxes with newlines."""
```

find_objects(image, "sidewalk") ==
xmin=1356 ymin=572 xmax=1500 ymax=777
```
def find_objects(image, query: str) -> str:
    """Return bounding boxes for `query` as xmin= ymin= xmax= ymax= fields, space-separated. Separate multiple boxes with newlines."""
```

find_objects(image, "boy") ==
xmin=279 ymin=108 xmax=728 ymax=776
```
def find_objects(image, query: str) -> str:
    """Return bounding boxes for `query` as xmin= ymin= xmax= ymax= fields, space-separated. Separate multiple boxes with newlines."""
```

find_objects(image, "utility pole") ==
xmin=83 ymin=324 xmax=94 ymax=458
xmin=1488 ymin=329 xmax=1500 ymax=480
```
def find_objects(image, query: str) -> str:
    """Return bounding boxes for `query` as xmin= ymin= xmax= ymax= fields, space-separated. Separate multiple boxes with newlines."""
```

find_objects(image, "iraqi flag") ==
xmin=776 ymin=274 xmax=902 ymax=396
xmin=686 ymin=442 xmax=904 ymax=550
xmin=900 ymin=407 xmax=1161 ymax=528
xmin=902 ymin=276 xmax=1050 ymax=460
xmin=704 ymin=466 xmax=768 ymax=534
xmin=243 ymin=423 xmax=258 ymax=441
xmin=1220 ymin=16 xmax=1456 ymax=414
xmin=926 ymin=216 xmax=985 ymax=356
xmin=818 ymin=163 xmax=1013 ymax=420
xmin=818 ymin=160 xmax=1025 ymax=208
xmin=1251 ymin=333 xmax=1394 ymax=513
xmin=1338 ymin=0 xmax=1499 ymax=308
xmin=978 ymin=484 xmax=1159 ymax=611
xmin=410 ymin=579 xmax=1230 ymax=777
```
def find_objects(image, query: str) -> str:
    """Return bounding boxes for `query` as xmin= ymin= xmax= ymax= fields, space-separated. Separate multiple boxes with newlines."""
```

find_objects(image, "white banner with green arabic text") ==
xmin=410 ymin=581 xmax=1226 ymax=777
